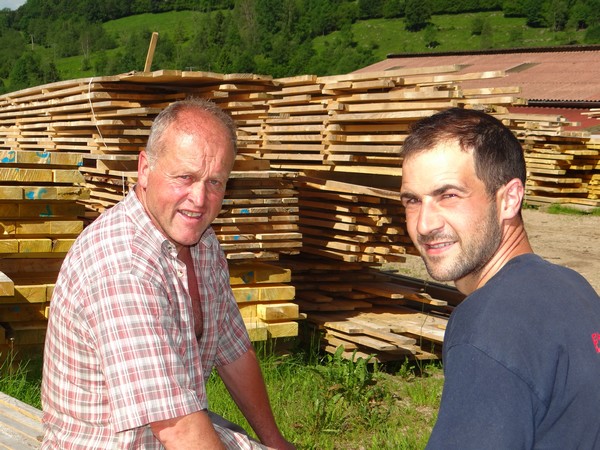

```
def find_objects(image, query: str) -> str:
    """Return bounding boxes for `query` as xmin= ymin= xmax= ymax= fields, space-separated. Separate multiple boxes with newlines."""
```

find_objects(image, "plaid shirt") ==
xmin=42 ymin=190 xmax=257 ymax=449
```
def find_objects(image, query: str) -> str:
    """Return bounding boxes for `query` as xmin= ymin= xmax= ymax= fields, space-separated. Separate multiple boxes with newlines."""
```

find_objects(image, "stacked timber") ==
xmin=294 ymin=173 xmax=413 ymax=263
xmin=277 ymin=256 xmax=460 ymax=362
xmin=259 ymin=66 xmax=522 ymax=268
xmin=0 ymin=141 xmax=88 ymax=359
xmin=502 ymin=113 xmax=600 ymax=209
xmin=229 ymin=261 xmax=302 ymax=341
xmin=4 ymin=65 xmax=598 ymax=362
xmin=0 ymin=72 xmax=302 ymax=356
xmin=260 ymin=66 xmax=522 ymax=176
xmin=216 ymin=162 xmax=301 ymax=261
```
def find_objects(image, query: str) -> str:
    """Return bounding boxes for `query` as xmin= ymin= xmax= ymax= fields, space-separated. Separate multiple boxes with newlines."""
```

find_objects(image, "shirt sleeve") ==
xmin=426 ymin=344 xmax=539 ymax=450
xmin=86 ymin=273 xmax=205 ymax=432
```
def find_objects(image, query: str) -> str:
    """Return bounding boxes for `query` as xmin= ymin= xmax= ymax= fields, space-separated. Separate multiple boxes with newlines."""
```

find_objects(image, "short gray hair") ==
xmin=145 ymin=97 xmax=237 ymax=168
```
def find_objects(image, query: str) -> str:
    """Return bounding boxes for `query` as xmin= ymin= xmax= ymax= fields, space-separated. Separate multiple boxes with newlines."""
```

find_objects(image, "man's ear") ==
xmin=137 ymin=151 xmax=150 ymax=189
xmin=498 ymin=178 xmax=524 ymax=220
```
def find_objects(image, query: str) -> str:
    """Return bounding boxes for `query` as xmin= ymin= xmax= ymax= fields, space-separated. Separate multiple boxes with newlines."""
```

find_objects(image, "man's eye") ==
xmin=401 ymin=198 xmax=419 ymax=207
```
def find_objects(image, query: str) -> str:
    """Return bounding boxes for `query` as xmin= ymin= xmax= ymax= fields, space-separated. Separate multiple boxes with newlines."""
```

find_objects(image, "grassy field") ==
xmin=1 ymin=338 xmax=443 ymax=449
xmin=312 ymin=11 xmax=586 ymax=61
xmin=49 ymin=9 xmax=590 ymax=80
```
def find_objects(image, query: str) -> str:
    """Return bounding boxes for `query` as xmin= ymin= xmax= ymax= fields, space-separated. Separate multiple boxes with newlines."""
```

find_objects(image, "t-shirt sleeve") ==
xmin=426 ymin=344 xmax=538 ymax=450
xmin=86 ymin=273 xmax=205 ymax=432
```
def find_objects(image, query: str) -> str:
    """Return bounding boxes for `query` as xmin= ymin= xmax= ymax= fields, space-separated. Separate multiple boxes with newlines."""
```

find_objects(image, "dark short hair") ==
xmin=145 ymin=97 xmax=237 ymax=167
xmin=402 ymin=107 xmax=526 ymax=197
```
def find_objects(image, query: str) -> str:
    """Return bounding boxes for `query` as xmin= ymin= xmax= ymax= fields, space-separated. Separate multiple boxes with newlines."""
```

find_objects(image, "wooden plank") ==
xmin=242 ymin=319 xmax=268 ymax=341
xmin=231 ymin=284 xmax=295 ymax=303
xmin=0 ymin=272 xmax=14 ymax=297
xmin=257 ymin=302 xmax=299 ymax=321
xmin=325 ymin=329 xmax=407 ymax=352
xmin=228 ymin=262 xmax=291 ymax=285
xmin=266 ymin=321 xmax=298 ymax=338
xmin=0 ymin=392 xmax=43 ymax=450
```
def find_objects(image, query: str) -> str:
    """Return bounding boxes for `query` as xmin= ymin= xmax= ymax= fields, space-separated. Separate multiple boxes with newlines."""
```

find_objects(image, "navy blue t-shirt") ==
xmin=426 ymin=254 xmax=600 ymax=450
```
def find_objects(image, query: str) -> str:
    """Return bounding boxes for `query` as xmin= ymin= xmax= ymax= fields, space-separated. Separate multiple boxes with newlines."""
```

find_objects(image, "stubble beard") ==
xmin=420 ymin=203 xmax=503 ymax=283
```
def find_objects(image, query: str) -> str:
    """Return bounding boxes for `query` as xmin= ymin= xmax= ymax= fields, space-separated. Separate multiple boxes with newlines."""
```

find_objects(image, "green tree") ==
xmin=524 ymin=0 xmax=547 ymax=27
xmin=0 ymin=28 xmax=26 ymax=79
xmin=358 ymin=0 xmax=384 ymax=19
xmin=503 ymin=0 xmax=526 ymax=18
xmin=405 ymin=0 xmax=431 ymax=31
xmin=546 ymin=0 xmax=569 ymax=31
xmin=8 ymin=52 xmax=44 ymax=91
xmin=480 ymin=20 xmax=494 ymax=48
xmin=93 ymin=50 xmax=109 ymax=75
xmin=423 ymin=24 xmax=439 ymax=48
xmin=471 ymin=16 xmax=486 ymax=35
xmin=383 ymin=0 xmax=405 ymax=19
xmin=584 ymin=24 xmax=600 ymax=42
xmin=309 ymin=24 xmax=375 ymax=75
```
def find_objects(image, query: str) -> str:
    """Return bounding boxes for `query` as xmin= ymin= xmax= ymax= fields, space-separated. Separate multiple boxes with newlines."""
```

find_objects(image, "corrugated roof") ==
xmin=355 ymin=46 xmax=600 ymax=103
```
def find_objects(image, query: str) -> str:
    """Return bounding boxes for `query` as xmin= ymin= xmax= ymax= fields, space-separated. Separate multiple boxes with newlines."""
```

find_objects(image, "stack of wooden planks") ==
xmin=258 ymin=66 xmax=523 ymax=176
xmin=1 ymin=66 xmax=598 ymax=362
xmin=0 ymin=258 xmax=63 ymax=361
xmin=294 ymin=173 xmax=413 ymax=263
xmin=229 ymin=261 xmax=302 ymax=341
xmin=504 ymin=113 xmax=600 ymax=209
xmin=0 ymin=71 xmax=304 ymax=357
xmin=277 ymin=255 xmax=461 ymax=362
xmin=0 ymin=130 xmax=88 ymax=358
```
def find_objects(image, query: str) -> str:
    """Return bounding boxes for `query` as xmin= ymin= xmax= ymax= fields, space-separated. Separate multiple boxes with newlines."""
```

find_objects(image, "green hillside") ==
xmin=72 ymin=10 xmax=586 ymax=80
xmin=1 ymin=0 xmax=598 ymax=93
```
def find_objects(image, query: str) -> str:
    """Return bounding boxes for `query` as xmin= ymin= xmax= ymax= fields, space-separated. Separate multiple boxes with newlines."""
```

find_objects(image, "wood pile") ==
xmin=503 ymin=113 xmax=600 ymax=209
xmin=257 ymin=66 xmax=522 ymax=176
xmin=1 ymin=65 xmax=598 ymax=363
xmin=276 ymin=255 xmax=460 ymax=362
xmin=0 ymin=108 xmax=89 ymax=359
xmin=0 ymin=72 xmax=302 ymax=360
xmin=229 ymin=261 xmax=302 ymax=342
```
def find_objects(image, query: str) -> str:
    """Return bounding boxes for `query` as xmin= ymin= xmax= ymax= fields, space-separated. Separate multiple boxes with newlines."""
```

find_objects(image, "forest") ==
xmin=0 ymin=0 xmax=600 ymax=93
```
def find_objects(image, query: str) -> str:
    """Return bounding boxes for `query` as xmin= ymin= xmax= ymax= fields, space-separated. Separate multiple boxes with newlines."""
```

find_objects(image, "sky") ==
xmin=0 ymin=0 xmax=26 ymax=10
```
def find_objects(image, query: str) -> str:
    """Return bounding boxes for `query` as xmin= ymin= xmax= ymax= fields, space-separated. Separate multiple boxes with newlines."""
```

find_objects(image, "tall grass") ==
xmin=2 ymin=339 xmax=443 ymax=449
xmin=207 ymin=339 xmax=443 ymax=449
xmin=0 ymin=353 xmax=43 ymax=409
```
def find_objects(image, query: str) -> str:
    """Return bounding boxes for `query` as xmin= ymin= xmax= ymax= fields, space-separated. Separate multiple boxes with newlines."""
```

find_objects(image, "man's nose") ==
xmin=416 ymin=199 xmax=444 ymax=237
xmin=188 ymin=182 xmax=207 ymax=206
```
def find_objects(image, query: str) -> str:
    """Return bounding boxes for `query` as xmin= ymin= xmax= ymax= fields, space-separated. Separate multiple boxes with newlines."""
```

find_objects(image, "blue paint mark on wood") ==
xmin=40 ymin=205 xmax=53 ymax=217
xmin=1 ymin=150 xmax=15 ymax=163
xmin=25 ymin=188 xmax=48 ymax=200
xmin=36 ymin=151 xmax=51 ymax=162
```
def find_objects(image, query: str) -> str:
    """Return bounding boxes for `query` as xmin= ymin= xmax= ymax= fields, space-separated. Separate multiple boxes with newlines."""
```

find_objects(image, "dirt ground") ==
xmin=395 ymin=209 xmax=600 ymax=294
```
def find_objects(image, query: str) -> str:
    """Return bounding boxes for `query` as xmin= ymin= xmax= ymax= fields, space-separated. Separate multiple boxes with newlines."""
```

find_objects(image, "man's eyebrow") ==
xmin=431 ymin=183 xmax=467 ymax=197
xmin=400 ymin=191 xmax=417 ymax=201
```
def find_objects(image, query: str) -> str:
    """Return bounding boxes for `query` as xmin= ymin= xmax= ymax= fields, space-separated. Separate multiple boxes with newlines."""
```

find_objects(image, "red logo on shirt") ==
xmin=593 ymin=333 xmax=600 ymax=353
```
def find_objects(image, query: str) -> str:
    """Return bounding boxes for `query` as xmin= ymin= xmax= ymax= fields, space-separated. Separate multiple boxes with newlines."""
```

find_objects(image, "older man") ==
xmin=42 ymin=98 xmax=295 ymax=450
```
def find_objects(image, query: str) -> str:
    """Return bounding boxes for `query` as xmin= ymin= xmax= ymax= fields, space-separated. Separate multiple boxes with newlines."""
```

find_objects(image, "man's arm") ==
xmin=150 ymin=410 xmax=226 ymax=450
xmin=217 ymin=348 xmax=295 ymax=450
